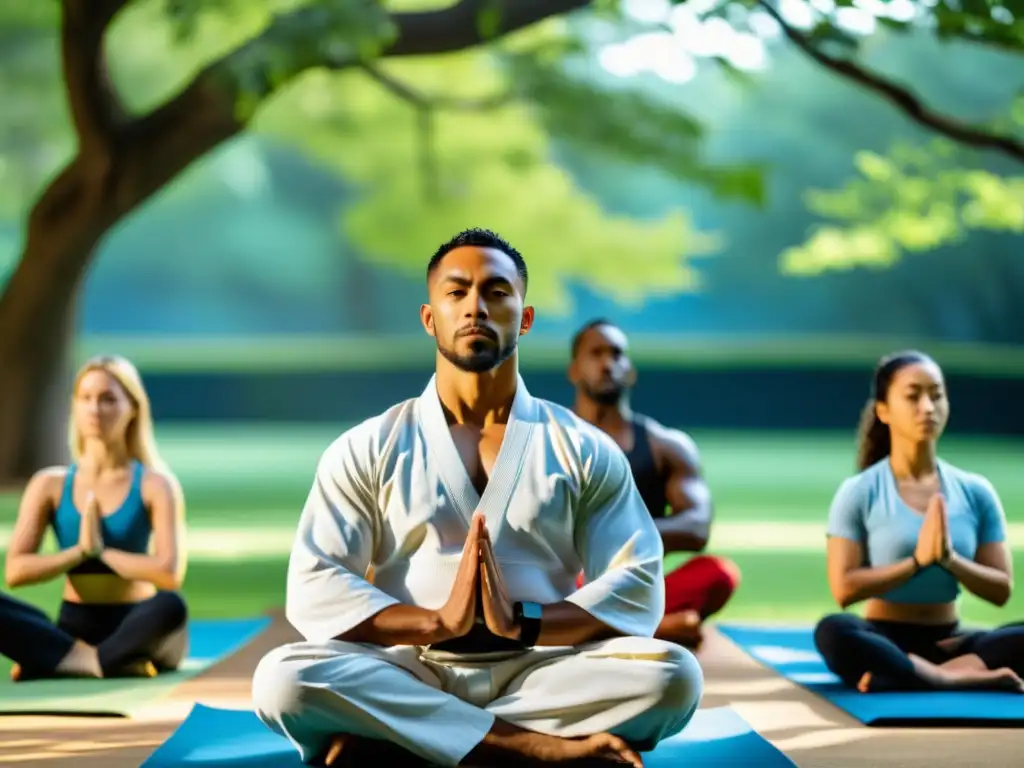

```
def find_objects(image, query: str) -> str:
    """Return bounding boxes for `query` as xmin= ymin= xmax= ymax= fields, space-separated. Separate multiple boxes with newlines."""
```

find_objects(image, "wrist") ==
xmin=513 ymin=601 xmax=543 ymax=647
xmin=429 ymin=610 xmax=459 ymax=645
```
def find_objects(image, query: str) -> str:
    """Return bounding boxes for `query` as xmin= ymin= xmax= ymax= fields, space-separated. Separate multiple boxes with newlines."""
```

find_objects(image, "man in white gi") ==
xmin=251 ymin=228 xmax=704 ymax=767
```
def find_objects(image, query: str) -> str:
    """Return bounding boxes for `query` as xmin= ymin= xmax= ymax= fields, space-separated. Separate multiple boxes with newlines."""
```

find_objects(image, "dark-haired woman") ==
xmin=814 ymin=350 xmax=1024 ymax=693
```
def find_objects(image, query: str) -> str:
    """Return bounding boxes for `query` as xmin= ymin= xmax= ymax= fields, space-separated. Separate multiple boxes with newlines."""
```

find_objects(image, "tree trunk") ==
xmin=0 ymin=160 xmax=110 ymax=487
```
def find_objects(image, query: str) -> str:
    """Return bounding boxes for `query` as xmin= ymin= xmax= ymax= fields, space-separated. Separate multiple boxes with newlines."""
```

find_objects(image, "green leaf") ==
xmin=476 ymin=0 xmax=502 ymax=41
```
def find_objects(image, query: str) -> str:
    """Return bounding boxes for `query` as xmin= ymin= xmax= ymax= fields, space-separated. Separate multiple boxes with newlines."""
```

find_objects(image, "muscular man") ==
xmin=569 ymin=319 xmax=741 ymax=649
xmin=251 ymin=230 xmax=702 ymax=767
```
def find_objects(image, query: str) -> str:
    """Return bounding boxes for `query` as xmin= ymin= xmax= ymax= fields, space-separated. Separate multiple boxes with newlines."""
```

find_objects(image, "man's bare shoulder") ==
xmin=641 ymin=417 xmax=701 ymax=469
xmin=537 ymin=397 xmax=624 ymax=460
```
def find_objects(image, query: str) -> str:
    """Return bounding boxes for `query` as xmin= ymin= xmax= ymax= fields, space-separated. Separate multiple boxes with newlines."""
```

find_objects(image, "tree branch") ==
xmin=106 ymin=0 xmax=586 ymax=220
xmin=758 ymin=1 xmax=1024 ymax=163
xmin=60 ymin=0 xmax=129 ymax=158
xmin=362 ymin=63 xmax=512 ymax=111
xmin=385 ymin=0 xmax=593 ymax=57
xmin=362 ymin=63 xmax=511 ymax=201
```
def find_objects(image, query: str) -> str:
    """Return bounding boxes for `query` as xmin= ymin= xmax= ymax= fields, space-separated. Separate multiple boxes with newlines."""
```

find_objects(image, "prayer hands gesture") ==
xmin=914 ymin=494 xmax=951 ymax=568
xmin=436 ymin=513 xmax=519 ymax=641
xmin=479 ymin=524 xmax=518 ymax=640
xmin=436 ymin=513 xmax=484 ymax=638
xmin=78 ymin=492 xmax=104 ymax=558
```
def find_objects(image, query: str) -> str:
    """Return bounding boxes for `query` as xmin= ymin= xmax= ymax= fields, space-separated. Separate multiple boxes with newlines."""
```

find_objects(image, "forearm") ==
xmin=5 ymin=547 xmax=85 ymax=587
xmin=536 ymin=601 xmax=624 ymax=646
xmin=99 ymin=549 xmax=180 ymax=590
xmin=838 ymin=557 xmax=919 ymax=607
xmin=944 ymin=554 xmax=1012 ymax=606
xmin=656 ymin=510 xmax=710 ymax=553
xmin=337 ymin=604 xmax=450 ymax=647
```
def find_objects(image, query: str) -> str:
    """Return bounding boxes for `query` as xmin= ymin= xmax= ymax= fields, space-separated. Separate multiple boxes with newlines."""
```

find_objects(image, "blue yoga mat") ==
xmin=142 ymin=703 xmax=794 ymax=767
xmin=0 ymin=617 xmax=271 ymax=717
xmin=719 ymin=623 xmax=1024 ymax=727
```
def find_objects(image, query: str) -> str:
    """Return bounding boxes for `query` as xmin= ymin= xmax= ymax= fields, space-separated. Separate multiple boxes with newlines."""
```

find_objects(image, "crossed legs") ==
xmin=252 ymin=635 xmax=703 ymax=766
xmin=0 ymin=590 xmax=188 ymax=680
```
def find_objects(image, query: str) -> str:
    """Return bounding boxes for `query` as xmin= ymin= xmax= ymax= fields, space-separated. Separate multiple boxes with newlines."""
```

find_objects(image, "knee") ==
xmin=252 ymin=643 xmax=308 ymax=723
xmin=813 ymin=613 xmax=855 ymax=658
xmin=648 ymin=640 xmax=704 ymax=716
xmin=703 ymin=556 xmax=741 ymax=595
xmin=153 ymin=591 xmax=188 ymax=630
xmin=252 ymin=641 xmax=361 ymax=724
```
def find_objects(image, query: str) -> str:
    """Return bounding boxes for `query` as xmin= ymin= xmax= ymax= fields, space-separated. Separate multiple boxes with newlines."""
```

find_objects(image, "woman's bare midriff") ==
xmin=63 ymin=574 xmax=155 ymax=605
xmin=864 ymin=597 xmax=958 ymax=625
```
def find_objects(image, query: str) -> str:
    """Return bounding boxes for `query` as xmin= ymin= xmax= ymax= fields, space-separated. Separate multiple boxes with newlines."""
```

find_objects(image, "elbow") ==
xmin=5 ymin=559 xmax=25 ymax=589
xmin=992 ymin=583 xmax=1012 ymax=608
xmin=832 ymin=585 xmax=857 ymax=610
xmin=156 ymin=560 xmax=184 ymax=591
xmin=161 ymin=570 xmax=184 ymax=592
xmin=162 ymin=574 xmax=184 ymax=592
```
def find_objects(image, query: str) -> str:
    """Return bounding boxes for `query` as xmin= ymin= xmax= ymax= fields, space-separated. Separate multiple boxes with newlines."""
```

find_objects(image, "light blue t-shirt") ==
xmin=826 ymin=458 xmax=1008 ymax=604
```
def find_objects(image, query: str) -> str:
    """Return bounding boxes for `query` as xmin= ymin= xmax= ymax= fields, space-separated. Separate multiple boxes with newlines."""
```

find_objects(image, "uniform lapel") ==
xmin=417 ymin=374 xmax=536 ymax=538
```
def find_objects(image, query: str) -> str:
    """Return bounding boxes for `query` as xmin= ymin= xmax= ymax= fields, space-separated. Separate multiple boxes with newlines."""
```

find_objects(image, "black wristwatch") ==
xmin=514 ymin=601 xmax=542 ymax=647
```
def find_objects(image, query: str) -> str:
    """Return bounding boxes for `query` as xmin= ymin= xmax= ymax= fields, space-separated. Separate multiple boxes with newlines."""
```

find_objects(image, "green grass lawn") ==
xmin=3 ymin=426 xmax=1023 ymax=629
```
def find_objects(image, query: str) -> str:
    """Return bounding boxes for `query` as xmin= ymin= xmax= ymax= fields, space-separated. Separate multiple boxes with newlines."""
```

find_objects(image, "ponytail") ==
xmin=855 ymin=398 xmax=891 ymax=471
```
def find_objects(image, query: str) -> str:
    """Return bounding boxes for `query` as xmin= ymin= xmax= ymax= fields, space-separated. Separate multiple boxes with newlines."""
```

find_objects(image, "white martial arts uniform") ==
xmin=252 ymin=375 xmax=703 ymax=766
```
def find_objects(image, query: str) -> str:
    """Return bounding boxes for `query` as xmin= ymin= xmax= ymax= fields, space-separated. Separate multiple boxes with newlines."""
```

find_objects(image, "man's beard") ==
xmin=438 ymin=336 xmax=518 ymax=373
xmin=583 ymin=382 xmax=625 ymax=406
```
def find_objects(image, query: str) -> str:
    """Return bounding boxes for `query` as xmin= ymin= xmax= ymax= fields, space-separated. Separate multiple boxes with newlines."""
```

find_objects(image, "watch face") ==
xmin=521 ymin=601 xmax=543 ymax=620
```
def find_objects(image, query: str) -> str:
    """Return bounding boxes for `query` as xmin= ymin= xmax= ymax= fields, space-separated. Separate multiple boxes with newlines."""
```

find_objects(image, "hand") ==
xmin=435 ymin=513 xmax=484 ymax=640
xmin=78 ymin=492 xmax=104 ymax=557
xmin=914 ymin=495 xmax=945 ymax=568
xmin=479 ymin=524 xmax=518 ymax=640
xmin=931 ymin=494 xmax=953 ymax=567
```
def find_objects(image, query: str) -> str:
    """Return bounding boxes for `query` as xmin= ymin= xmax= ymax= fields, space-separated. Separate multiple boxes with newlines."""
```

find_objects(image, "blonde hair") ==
xmin=69 ymin=355 xmax=186 ymax=517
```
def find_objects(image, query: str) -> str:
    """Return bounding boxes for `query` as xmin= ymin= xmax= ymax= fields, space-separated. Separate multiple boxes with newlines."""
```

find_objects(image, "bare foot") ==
xmin=656 ymin=610 xmax=704 ymax=651
xmin=974 ymin=668 xmax=1024 ymax=693
xmin=932 ymin=665 xmax=1024 ymax=692
xmin=318 ymin=734 xmax=429 ymax=767
xmin=466 ymin=721 xmax=643 ymax=767
xmin=117 ymin=660 xmax=158 ymax=678
xmin=857 ymin=672 xmax=872 ymax=693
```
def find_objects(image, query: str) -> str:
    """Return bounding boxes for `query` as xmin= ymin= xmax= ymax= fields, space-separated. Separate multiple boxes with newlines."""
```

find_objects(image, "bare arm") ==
xmin=945 ymin=543 xmax=1012 ymax=607
xmin=5 ymin=469 xmax=86 ymax=588
xmin=535 ymin=601 xmax=623 ymax=646
xmin=826 ymin=536 xmax=918 ymax=609
xmin=651 ymin=427 xmax=711 ymax=553
xmin=336 ymin=604 xmax=450 ymax=646
xmin=99 ymin=471 xmax=185 ymax=591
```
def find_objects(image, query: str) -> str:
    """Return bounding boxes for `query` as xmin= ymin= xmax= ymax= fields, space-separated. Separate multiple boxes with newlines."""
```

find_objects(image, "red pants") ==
xmin=576 ymin=554 xmax=740 ymax=620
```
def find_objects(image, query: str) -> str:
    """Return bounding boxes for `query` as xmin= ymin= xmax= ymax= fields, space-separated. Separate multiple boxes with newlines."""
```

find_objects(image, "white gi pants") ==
xmin=251 ymin=636 xmax=702 ymax=766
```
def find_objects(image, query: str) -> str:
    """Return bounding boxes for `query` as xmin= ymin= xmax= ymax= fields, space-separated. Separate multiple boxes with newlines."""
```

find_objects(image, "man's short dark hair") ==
xmin=427 ymin=228 xmax=528 ymax=291
xmin=571 ymin=318 xmax=617 ymax=358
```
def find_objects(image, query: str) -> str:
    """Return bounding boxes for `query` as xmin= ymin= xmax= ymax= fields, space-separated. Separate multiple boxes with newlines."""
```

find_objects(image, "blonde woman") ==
xmin=1 ymin=355 xmax=188 ymax=680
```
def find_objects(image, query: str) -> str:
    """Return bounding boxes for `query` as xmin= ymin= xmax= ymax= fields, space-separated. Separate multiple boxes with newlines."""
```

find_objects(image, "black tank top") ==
xmin=625 ymin=416 xmax=669 ymax=518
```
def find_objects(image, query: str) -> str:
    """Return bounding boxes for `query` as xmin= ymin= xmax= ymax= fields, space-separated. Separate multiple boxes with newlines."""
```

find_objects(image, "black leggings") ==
xmin=0 ymin=590 xmax=188 ymax=678
xmin=814 ymin=613 xmax=1024 ymax=691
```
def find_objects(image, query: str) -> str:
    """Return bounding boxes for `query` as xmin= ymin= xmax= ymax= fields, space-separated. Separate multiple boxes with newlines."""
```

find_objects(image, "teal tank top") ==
xmin=52 ymin=462 xmax=152 ymax=568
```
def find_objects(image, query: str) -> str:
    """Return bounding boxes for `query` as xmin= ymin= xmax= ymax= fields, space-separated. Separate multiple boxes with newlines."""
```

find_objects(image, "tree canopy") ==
xmin=0 ymin=0 xmax=1021 ymax=305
